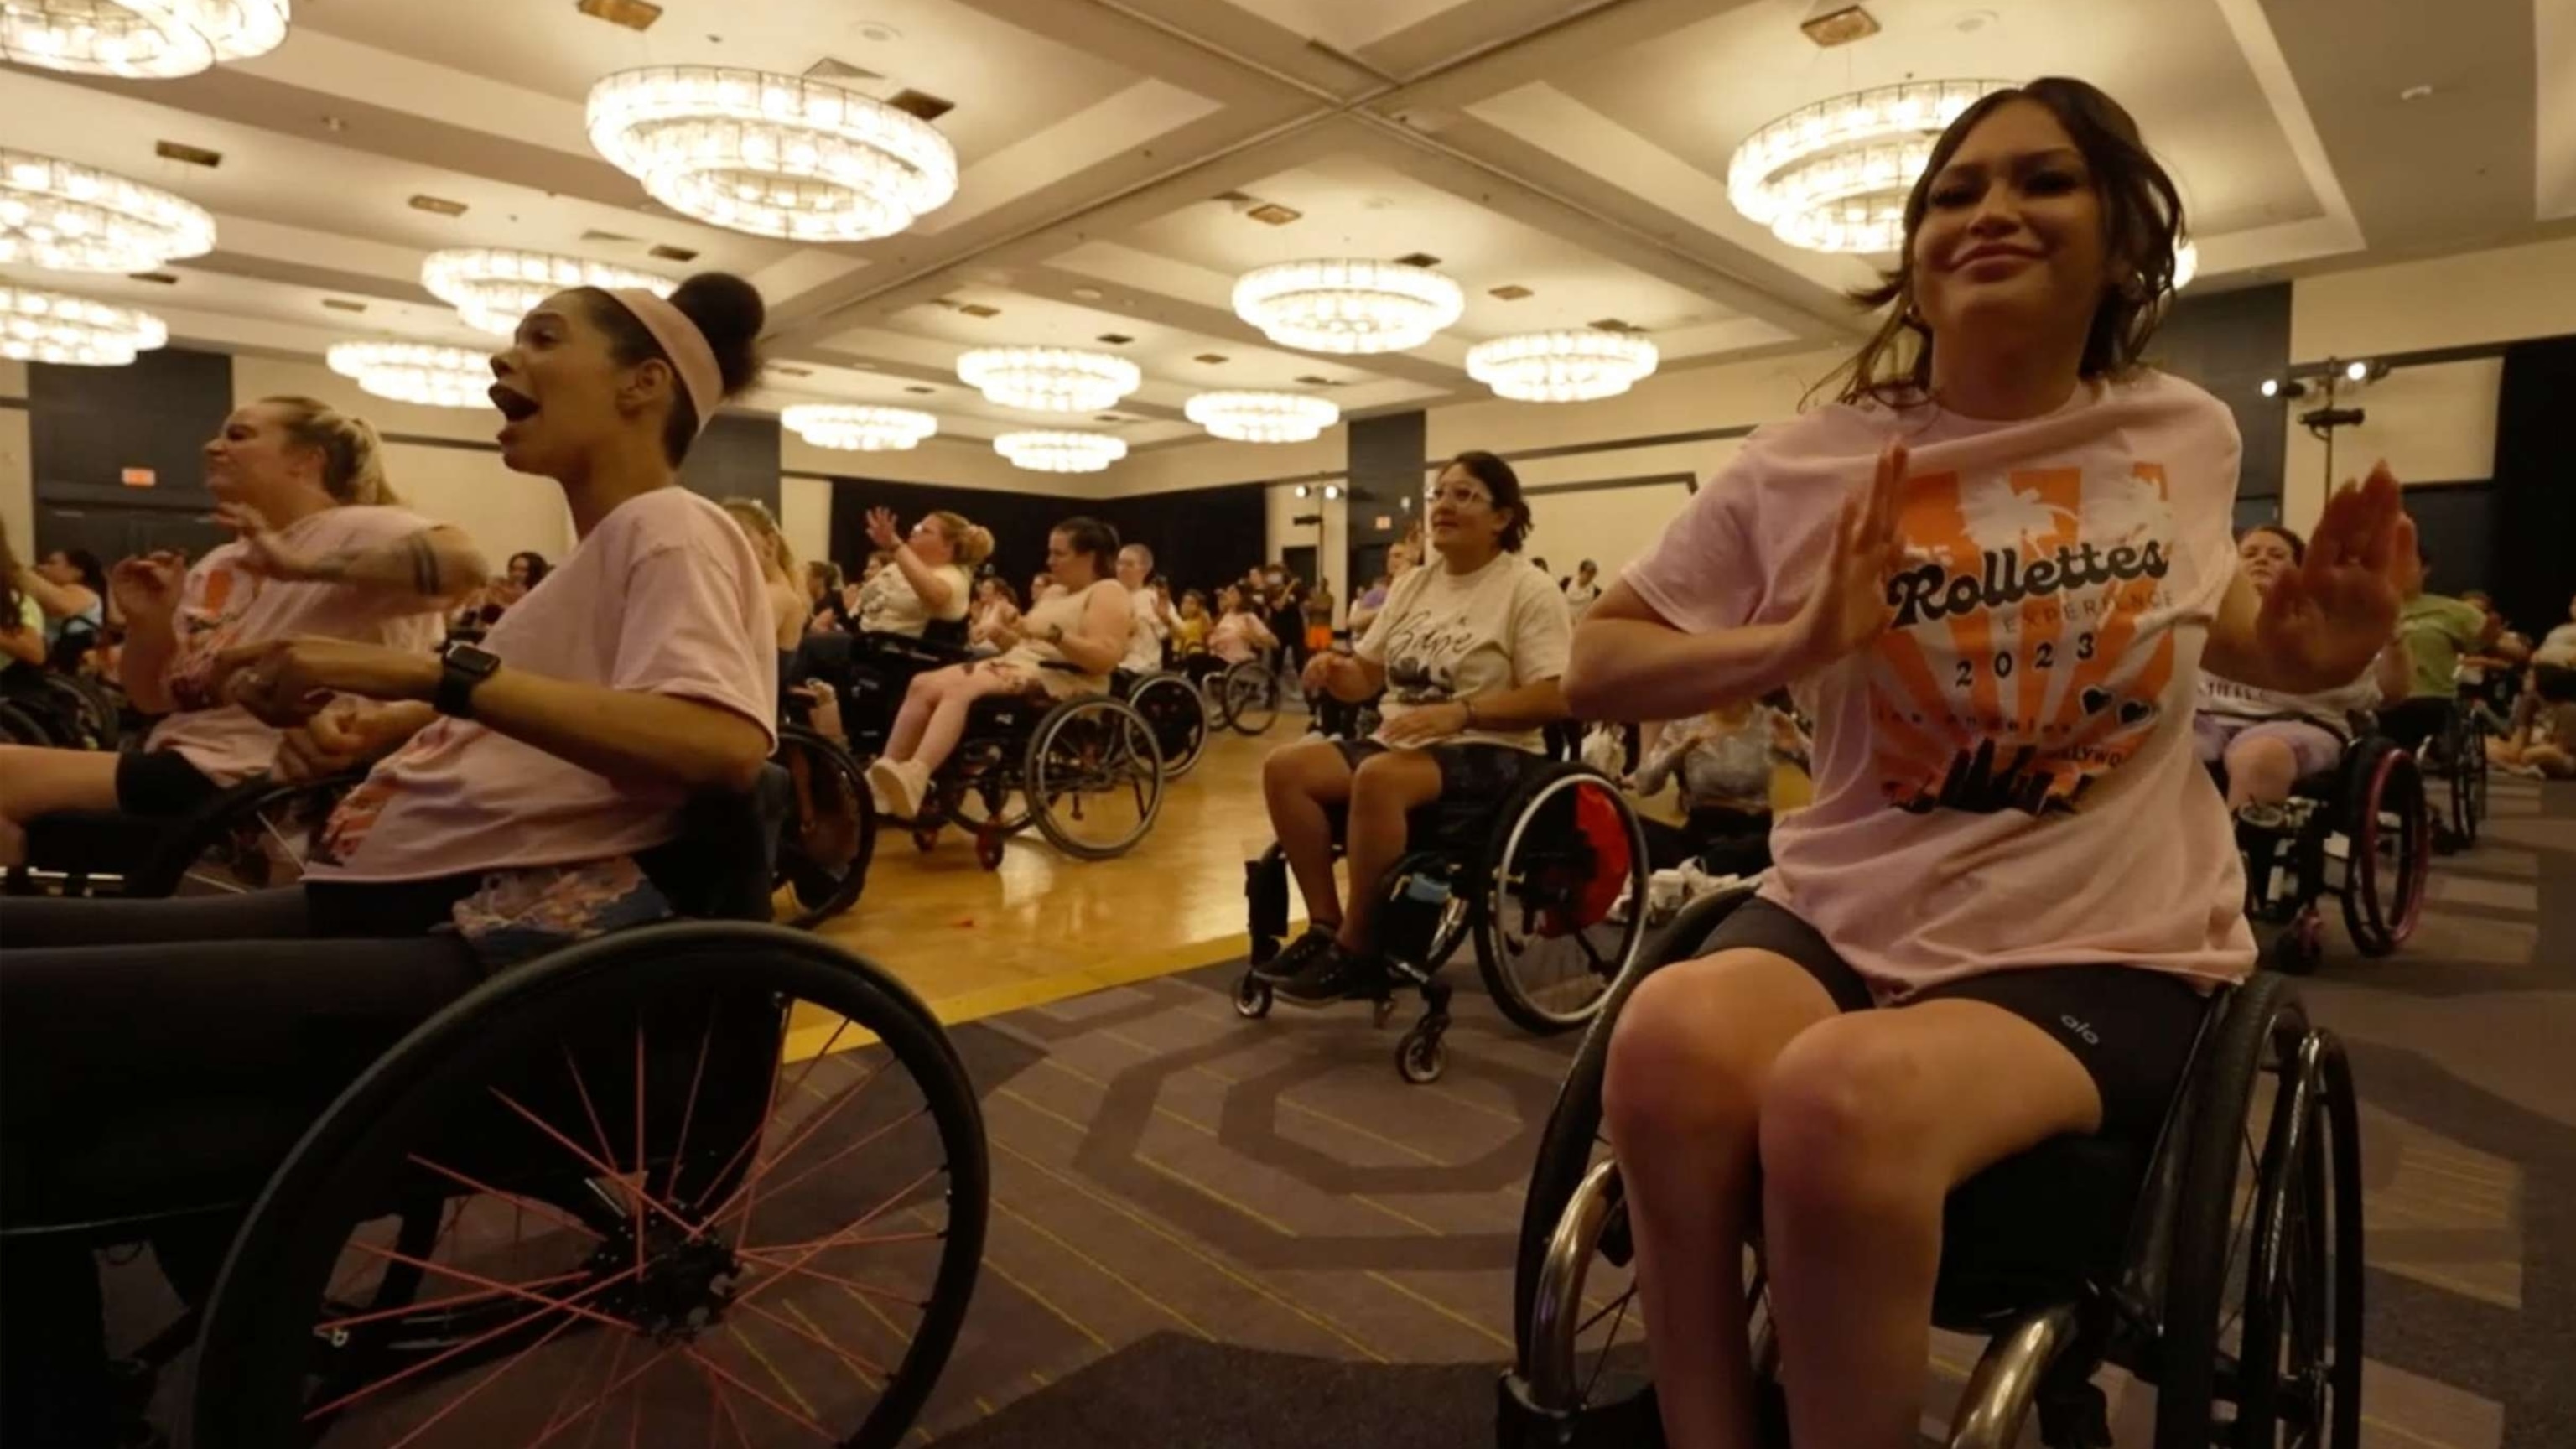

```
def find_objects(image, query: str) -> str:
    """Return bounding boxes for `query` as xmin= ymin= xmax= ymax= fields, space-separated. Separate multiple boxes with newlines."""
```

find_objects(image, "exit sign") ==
xmin=120 ymin=467 xmax=156 ymax=487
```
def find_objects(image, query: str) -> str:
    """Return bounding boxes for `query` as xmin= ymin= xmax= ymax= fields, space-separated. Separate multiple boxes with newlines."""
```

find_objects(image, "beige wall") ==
xmin=233 ymin=356 xmax=577 ymax=569
xmin=2283 ymin=236 xmax=2576 ymax=527
xmin=0 ymin=360 xmax=29 ymax=563
xmin=779 ymin=474 xmax=832 ymax=576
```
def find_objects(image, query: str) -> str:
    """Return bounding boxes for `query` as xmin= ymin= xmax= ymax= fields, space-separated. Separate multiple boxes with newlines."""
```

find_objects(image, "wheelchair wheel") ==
xmin=190 ymin=924 xmax=988 ymax=1449
xmin=1026 ymin=696 xmax=1164 ymax=861
xmin=1125 ymin=671 xmax=1208 ymax=779
xmin=130 ymin=772 xmax=362 ymax=897
xmin=942 ymin=736 xmax=1033 ymax=839
xmin=2447 ymin=708 xmax=2485 ymax=848
xmin=0 ymin=699 xmax=49 ymax=745
xmin=1473 ymin=770 xmax=1649 ymax=1036
xmin=2150 ymin=972 xmax=2362 ymax=1449
xmin=2339 ymin=743 xmax=2427 ymax=958
xmin=1220 ymin=661 xmax=1279 ymax=735
xmin=776 ymin=725 xmax=877 ymax=930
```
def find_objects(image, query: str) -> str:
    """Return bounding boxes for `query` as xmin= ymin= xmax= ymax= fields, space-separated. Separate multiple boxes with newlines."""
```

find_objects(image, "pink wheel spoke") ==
xmin=382 ymin=1300 xmax=591 ymax=1449
xmin=316 ymin=1271 xmax=589 ymax=1334
xmin=563 ymin=1046 xmax=622 ymax=1184
xmin=724 ymin=1166 xmax=943 ymax=1317
xmin=730 ymin=1295 xmax=891 ymax=1381
xmin=681 ymin=1347 xmax=835 ymax=1441
xmin=536 ymin=1327 xmax=615 ymax=1444
xmin=692 ymin=1062 xmax=887 ymax=1237
xmin=738 ymin=1227 xmax=943 ymax=1259
xmin=343 ymin=1239 xmax=640 ymax=1337
xmin=734 ymin=1249 xmax=928 ymax=1307
xmin=666 ymin=1019 xmax=717 ymax=1204
xmin=708 ymin=1368 xmax=756 ymax=1447
xmin=709 ymin=1104 xmax=922 ymax=1236
xmin=689 ymin=1034 xmax=795 ymax=1220
xmin=304 ymin=1259 xmax=643 ymax=1420
xmin=522 ymin=1337 xmax=681 ymax=1449
xmin=403 ymin=1155 xmax=606 ymax=1241
xmin=491 ymin=1088 xmax=701 ymax=1240
xmin=634 ymin=1024 xmax=649 ymax=1285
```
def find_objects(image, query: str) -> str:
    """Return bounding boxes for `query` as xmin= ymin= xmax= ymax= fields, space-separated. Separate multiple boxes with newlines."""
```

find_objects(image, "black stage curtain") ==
xmin=2490 ymin=335 xmax=2576 ymax=636
xmin=823 ymin=476 xmax=1265 ymax=602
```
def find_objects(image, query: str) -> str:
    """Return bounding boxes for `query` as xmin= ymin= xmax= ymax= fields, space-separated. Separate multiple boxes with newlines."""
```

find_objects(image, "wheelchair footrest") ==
xmin=1495 ymin=1369 xmax=1665 ymax=1449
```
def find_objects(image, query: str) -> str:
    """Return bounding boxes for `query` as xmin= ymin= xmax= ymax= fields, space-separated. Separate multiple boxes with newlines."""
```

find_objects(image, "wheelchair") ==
xmin=1118 ymin=665 xmax=1210 ymax=778
xmin=2226 ymin=732 xmax=2431 ymax=974
xmin=0 ymin=667 xmax=120 ymax=750
xmin=904 ymin=673 xmax=1166 ymax=870
xmin=3 ymin=766 xmax=366 ymax=899
xmin=0 ymin=769 xmax=989 ymax=1448
xmin=2424 ymin=692 xmax=2490 ymax=849
xmin=1193 ymin=656 xmax=1281 ymax=735
xmin=1237 ymin=760 xmax=1649 ymax=1083
xmin=771 ymin=720 xmax=878 ymax=928
xmin=1499 ymin=888 xmax=2362 ymax=1449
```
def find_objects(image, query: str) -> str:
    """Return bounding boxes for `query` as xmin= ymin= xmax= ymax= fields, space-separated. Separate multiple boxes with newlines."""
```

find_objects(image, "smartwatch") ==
xmin=434 ymin=641 xmax=501 ymax=719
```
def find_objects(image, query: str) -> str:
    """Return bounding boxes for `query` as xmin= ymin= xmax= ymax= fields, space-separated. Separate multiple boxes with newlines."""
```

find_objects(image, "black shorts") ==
xmin=1334 ymin=737 xmax=1552 ymax=802
xmin=1704 ymin=896 xmax=2210 ymax=1140
xmin=116 ymin=749 xmax=223 ymax=817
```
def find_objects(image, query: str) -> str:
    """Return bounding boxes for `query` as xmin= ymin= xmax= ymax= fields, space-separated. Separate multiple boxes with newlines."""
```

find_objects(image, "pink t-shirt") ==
xmin=306 ymin=488 xmax=777 ymax=884
xmin=1627 ymin=371 xmax=2255 ymax=995
xmin=148 ymin=506 xmax=449 ymax=784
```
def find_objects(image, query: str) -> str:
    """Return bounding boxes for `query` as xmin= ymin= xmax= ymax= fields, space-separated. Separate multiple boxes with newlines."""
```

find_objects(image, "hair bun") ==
xmin=668 ymin=273 xmax=766 ymax=397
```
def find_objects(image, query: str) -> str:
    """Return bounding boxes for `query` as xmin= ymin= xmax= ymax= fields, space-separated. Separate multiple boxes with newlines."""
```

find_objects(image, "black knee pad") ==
xmin=1244 ymin=848 xmax=1289 ymax=939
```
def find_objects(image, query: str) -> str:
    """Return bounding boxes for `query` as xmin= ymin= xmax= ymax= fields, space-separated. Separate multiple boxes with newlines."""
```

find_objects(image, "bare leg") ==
xmin=1260 ymin=740 xmax=1353 ymax=930
xmin=1335 ymin=749 xmax=1441 ymax=953
xmin=1758 ymin=1002 xmax=2101 ymax=1447
xmin=904 ymin=668 xmax=1025 ymax=776
xmin=881 ymin=669 xmax=951 ymax=762
xmin=2221 ymin=732 xmax=2301 ymax=808
xmin=0 ymin=746 xmax=123 ymax=867
xmin=1603 ymin=950 xmax=1840 ymax=1449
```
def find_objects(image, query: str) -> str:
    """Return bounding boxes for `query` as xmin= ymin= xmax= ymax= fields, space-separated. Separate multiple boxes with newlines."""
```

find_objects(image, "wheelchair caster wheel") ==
xmin=911 ymin=827 xmax=939 ymax=854
xmin=974 ymin=833 xmax=1005 ymax=871
xmin=1233 ymin=973 xmax=1273 ymax=1019
xmin=2272 ymin=910 xmax=2324 ymax=976
xmin=1395 ymin=1025 xmax=1446 ymax=1083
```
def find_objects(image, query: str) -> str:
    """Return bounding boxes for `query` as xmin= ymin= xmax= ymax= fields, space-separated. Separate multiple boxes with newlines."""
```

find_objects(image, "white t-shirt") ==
xmin=1563 ymin=579 xmax=1603 ymax=617
xmin=1356 ymin=553 xmax=1571 ymax=753
xmin=1122 ymin=585 xmax=1170 ymax=673
xmin=2535 ymin=622 xmax=2576 ymax=668
xmin=1625 ymin=371 xmax=2255 ymax=995
xmin=307 ymin=488 xmax=776 ymax=883
xmin=150 ymin=506 xmax=449 ymax=785
xmin=2195 ymin=669 xmax=2378 ymax=738
xmin=856 ymin=559 xmax=970 ymax=638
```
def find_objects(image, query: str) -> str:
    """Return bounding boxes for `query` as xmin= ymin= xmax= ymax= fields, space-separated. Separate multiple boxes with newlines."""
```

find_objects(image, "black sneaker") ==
xmin=1275 ymin=941 xmax=1386 ymax=1007
xmin=1252 ymin=925 xmax=1337 ymax=983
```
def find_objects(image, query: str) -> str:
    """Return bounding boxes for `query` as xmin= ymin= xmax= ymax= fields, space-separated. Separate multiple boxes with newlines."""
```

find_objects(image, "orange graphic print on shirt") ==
xmin=1867 ymin=462 xmax=2179 ymax=816
xmin=164 ymin=561 xmax=263 ymax=711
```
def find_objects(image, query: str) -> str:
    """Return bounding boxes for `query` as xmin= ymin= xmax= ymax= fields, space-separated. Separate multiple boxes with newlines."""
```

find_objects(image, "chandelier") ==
xmin=1466 ymin=330 xmax=1659 ymax=403
xmin=782 ymin=403 xmax=938 ymax=452
xmin=326 ymin=340 xmax=491 ymax=409
xmin=1233 ymin=259 xmax=1462 ymax=354
xmin=423 ymin=249 xmax=677 ymax=336
xmin=0 ymin=284 xmax=165 ymax=365
xmin=995 ymin=429 xmax=1126 ymax=474
xmin=1728 ymin=80 xmax=2011 ymax=253
xmin=0 ymin=148 xmax=216 ymax=273
xmin=1184 ymin=390 xmax=1339 ymax=444
xmin=0 ymin=0 xmax=288 ymax=78
xmin=587 ymin=67 xmax=958 ymax=242
xmin=956 ymin=346 xmax=1140 ymax=413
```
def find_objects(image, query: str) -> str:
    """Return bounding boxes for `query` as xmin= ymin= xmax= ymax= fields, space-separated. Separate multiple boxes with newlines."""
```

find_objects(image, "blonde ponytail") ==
xmin=268 ymin=395 xmax=401 ymax=506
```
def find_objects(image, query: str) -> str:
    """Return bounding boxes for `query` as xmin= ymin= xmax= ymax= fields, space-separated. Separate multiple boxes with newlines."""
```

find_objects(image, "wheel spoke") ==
xmin=735 ymin=1247 xmax=930 ymax=1309
xmin=402 ymin=1155 xmax=608 ymax=1242
xmin=729 ymin=1295 xmax=891 ymax=1383
xmin=314 ymin=1270 xmax=590 ymax=1334
xmin=490 ymin=1088 xmax=702 ymax=1241
xmin=380 ymin=1295 xmax=594 ymax=1449
xmin=304 ymin=1258 xmax=644 ymax=1420
xmin=693 ymin=1059 xmax=889 ymax=1237
xmin=680 ymin=1347 xmax=836 ymax=1441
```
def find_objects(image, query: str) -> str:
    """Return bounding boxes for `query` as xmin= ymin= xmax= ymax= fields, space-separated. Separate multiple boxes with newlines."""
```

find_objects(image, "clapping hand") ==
xmin=212 ymin=636 xmax=437 ymax=726
xmin=110 ymin=551 xmax=187 ymax=623
xmin=218 ymin=501 xmax=331 ymax=581
xmin=865 ymin=506 xmax=903 ymax=553
xmin=2257 ymin=462 xmax=2409 ymax=686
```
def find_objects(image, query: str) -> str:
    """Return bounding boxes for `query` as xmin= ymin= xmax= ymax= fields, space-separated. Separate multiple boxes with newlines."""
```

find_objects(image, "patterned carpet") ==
xmin=899 ymin=776 xmax=2574 ymax=1448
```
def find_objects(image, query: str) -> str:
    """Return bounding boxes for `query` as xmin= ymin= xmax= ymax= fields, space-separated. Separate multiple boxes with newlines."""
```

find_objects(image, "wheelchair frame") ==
xmin=1500 ymin=888 xmax=2364 ymax=1449
xmin=906 ymin=684 xmax=1167 ymax=871
xmin=2235 ymin=734 xmax=2430 ymax=974
xmin=3 ymin=767 xmax=365 ymax=900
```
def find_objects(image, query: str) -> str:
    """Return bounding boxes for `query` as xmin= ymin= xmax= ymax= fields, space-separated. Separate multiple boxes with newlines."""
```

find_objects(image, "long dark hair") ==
xmin=1825 ymin=76 xmax=2186 ymax=408
xmin=1441 ymin=450 xmax=1534 ymax=553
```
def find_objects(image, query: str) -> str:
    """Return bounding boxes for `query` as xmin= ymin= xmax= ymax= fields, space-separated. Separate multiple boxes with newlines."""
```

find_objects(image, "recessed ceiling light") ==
xmin=408 ymin=194 xmax=469 ymax=217
xmin=1393 ymin=252 xmax=1441 ymax=267
xmin=1488 ymin=284 xmax=1533 ymax=300
xmin=1072 ymin=287 xmax=1104 ymax=301
xmin=1248 ymin=202 xmax=1302 ymax=226
xmin=1095 ymin=333 xmax=1134 ymax=345
xmin=127 ymin=272 xmax=179 ymax=285
xmin=575 ymin=0 xmax=663 ymax=32
xmin=154 ymin=140 xmax=222 ymax=169
xmin=2399 ymin=84 xmax=2434 ymax=101
xmin=321 ymin=298 xmax=367 ymax=312
xmin=647 ymin=243 xmax=699 ymax=262
xmin=321 ymin=115 xmax=347 ymax=134
xmin=1587 ymin=316 xmax=1639 ymax=333
xmin=857 ymin=21 xmax=901 ymax=43
xmin=887 ymin=89 xmax=954 ymax=122
xmin=904 ymin=384 xmax=935 ymax=394
xmin=955 ymin=302 xmax=1001 ymax=319
xmin=1194 ymin=353 xmax=1228 ymax=365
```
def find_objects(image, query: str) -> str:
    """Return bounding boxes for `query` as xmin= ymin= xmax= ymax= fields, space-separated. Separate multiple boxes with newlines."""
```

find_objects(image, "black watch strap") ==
xmin=434 ymin=645 xmax=500 ymax=719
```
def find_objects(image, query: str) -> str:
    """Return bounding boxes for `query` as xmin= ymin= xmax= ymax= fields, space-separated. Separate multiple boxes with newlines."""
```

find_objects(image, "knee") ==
xmin=1262 ymin=741 xmax=1333 ymax=799
xmin=1758 ymin=1018 xmax=1929 ymax=1207
xmin=1602 ymin=965 xmax=1764 ymax=1145
xmin=2226 ymin=733 xmax=2298 ymax=784
xmin=1348 ymin=752 xmax=1432 ymax=813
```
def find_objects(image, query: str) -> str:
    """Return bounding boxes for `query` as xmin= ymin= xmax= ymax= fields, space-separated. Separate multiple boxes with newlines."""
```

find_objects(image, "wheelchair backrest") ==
xmin=922 ymin=615 xmax=969 ymax=651
xmin=636 ymin=764 xmax=790 ymax=922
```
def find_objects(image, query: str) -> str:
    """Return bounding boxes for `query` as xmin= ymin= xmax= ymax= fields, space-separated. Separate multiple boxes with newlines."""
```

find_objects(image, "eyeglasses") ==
xmin=1424 ymin=485 xmax=1493 ymax=509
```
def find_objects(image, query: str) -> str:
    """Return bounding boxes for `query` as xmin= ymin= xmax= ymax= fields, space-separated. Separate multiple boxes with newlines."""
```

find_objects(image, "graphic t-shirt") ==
xmin=1626 ymin=371 xmax=2254 ymax=995
xmin=856 ymin=560 xmax=971 ymax=638
xmin=2397 ymin=594 xmax=2485 ymax=699
xmin=307 ymin=488 xmax=776 ymax=883
xmin=1357 ymin=553 xmax=1571 ymax=754
xmin=1123 ymin=586 xmax=1170 ymax=673
xmin=148 ymin=506 xmax=448 ymax=785
xmin=2196 ymin=669 xmax=2379 ymax=739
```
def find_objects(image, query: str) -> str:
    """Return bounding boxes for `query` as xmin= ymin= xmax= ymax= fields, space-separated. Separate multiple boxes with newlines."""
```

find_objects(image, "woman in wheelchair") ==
xmin=721 ymin=496 xmax=811 ymax=656
xmin=0 ymin=396 xmax=482 ymax=868
xmin=1255 ymin=449 xmax=1572 ymax=1006
xmin=969 ymin=574 xmax=1022 ymax=652
xmin=1561 ymin=80 xmax=2409 ymax=1449
xmin=856 ymin=505 xmax=989 ymax=639
xmin=2194 ymin=523 xmax=2412 ymax=821
xmin=861 ymin=515 xmax=1130 ymax=820
xmin=0 ymin=273 xmax=776 ymax=1441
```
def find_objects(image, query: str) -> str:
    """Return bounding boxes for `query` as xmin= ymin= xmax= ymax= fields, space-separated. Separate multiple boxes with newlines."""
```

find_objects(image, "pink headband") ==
xmin=603 ymin=288 xmax=721 ymax=437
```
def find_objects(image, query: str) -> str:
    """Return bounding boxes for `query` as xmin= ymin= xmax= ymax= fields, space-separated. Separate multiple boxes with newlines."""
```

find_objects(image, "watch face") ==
xmin=449 ymin=643 xmax=501 ymax=674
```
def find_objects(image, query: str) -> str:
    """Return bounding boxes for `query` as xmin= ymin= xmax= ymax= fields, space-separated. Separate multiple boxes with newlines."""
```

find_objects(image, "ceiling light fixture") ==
xmin=1466 ymin=330 xmax=1660 ymax=403
xmin=0 ymin=0 xmax=288 ymax=78
xmin=326 ymin=340 xmax=493 ymax=409
xmin=423 ymin=248 xmax=678 ymax=335
xmin=0 ymin=283 xmax=165 ymax=365
xmin=1185 ymin=390 xmax=1340 ymax=444
xmin=1728 ymin=79 xmax=2011 ymax=252
xmin=1233 ymin=258 xmax=1462 ymax=355
xmin=782 ymin=402 xmax=938 ymax=451
xmin=2172 ymin=240 xmax=2199 ymax=291
xmin=0 ymin=148 xmax=216 ymax=273
xmin=587 ymin=66 xmax=958 ymax=242
xmin=995 ymin=429 xmax=1125 ymax=474
xmin=956 ymin=345 xmax=1140 ymax=413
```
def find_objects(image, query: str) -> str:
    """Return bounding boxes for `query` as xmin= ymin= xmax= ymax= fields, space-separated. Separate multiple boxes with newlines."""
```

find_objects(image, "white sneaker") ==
xmin=891 ymin=759 xmax=932 ymax=820
xmin=866 ymin=758 xmax=924 ymax=821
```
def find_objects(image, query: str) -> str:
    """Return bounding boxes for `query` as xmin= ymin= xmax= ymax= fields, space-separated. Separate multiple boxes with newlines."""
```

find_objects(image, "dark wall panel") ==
xmin=2152 ymin=283 xmax=2291 ymax=501
xmin=680 ymin=413 xmax=781 ymax=512
xmin=2490 ymin=335 xmax=2576 ymax=632
xmin=29 ymin=346 xmax=234 ymax=542
xmin=2404 ymin=484 xmax=2501 ymax=597
xmin=1348 ymin=412 xmax=1424 ymax=550
xmin=1098 ymin=484 xmax=1265 ymax=600
xmin=821 ymin=475 xmax=1266 ymax=604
